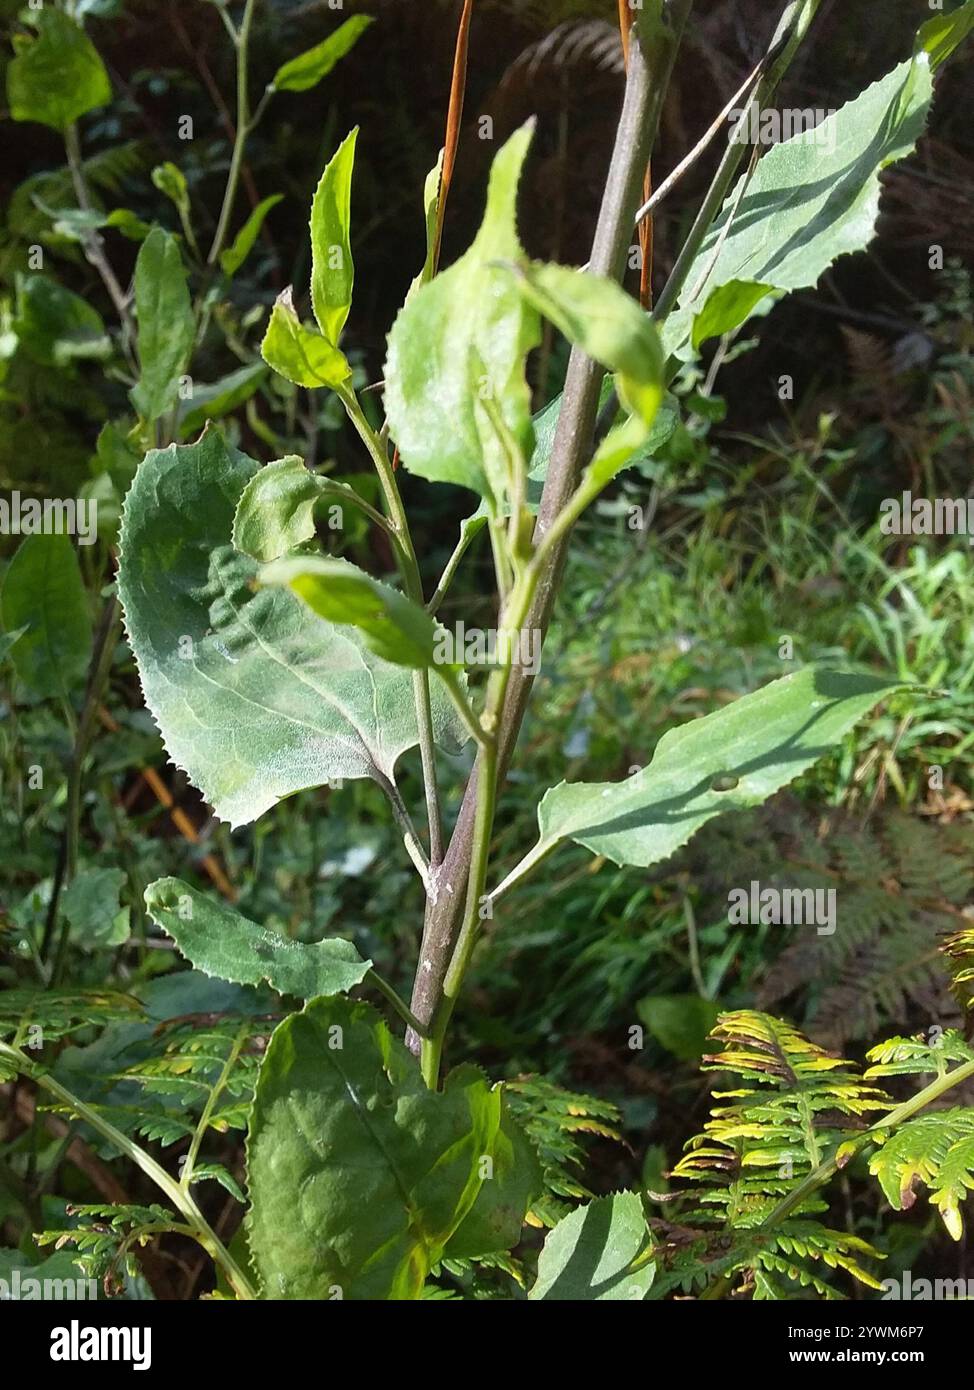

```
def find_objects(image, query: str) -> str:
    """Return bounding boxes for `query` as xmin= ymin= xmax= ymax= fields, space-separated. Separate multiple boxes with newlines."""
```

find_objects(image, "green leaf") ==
xmin=271 ymin=15 xmax=374 ymax=93
xmin=529 ymin=1192 xmax=656 ymax=1300
xmin=664 ymin=22 xmax=974 ymax=359
xmin=0 ymin=534 xmax=92 ymax=702
xmin=690 ymin=280 xmax=776 ymax=350
xmin=116 ymin=429 xmax=465 ymax=827
xmin=220 ymin=194 xmax=283 ymax=277
xmin=509 ymin=262 xmax=663 ymax=424
xmin=916 ymin=0 xmax=974 ymax=68
xmin=144 ymin=878 xmax=371 ymax=998
xmin=176 ymin=361 xmax=267 ymax=439
xmin=13 ymin=273 xmax=110 ymax=366
xmin=51 ymin=206 xmax=152 ymax=243
xmin=130 ymin=228 xmax=195 ymax=424
xmin=260 ymin=556 xmax=447 ymax=670
xmin=637 ymin=994 xmax=721 ymax=1061
xmin=384 ymin=122 xmax=541 ymax=508
xmin=61 ymin=867 xmax=130 ymax=949
xmin=260 ymin=289 xmax=351 ymax=389
xmin=6 ymin=10 xmax=112 ymax=131
xmin=500 ymin=261 xmax=668 ymax=524
xmin=528 ymin=668 xmax=905 ymax=871
xmin=246 ymin=997 xmax=537 ymax=1298
xmin=443 ymin=1081 xmax=542 ymax=1260
xmin=232 ymin=455 xmax=365 ymax=562
xmin=310 ymin=128 xmax=358 ymax=346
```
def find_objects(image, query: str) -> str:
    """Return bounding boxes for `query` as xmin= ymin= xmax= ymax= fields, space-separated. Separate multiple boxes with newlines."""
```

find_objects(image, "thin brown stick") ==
xmin=432 ymin=0 xmax=474 ymax=275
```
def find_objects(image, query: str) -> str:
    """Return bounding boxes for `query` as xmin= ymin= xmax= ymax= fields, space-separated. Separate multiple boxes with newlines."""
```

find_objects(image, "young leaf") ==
xmin=270 ymin=15 xmax=374 ymax=93
xmin=116 ymin=429 xmax=466 ymax=827
xmin=151 ymin=162 xmax=190 ymax=221
xmin=384 ymin=122 xmax=541 ymax=508
xmin=260 ymin=556 xmax=446 ymax=669
xmin=916 ymin=0 xmax=974 ymax=67
xmin=508 ymin=262 xmax=663 ymax=425
xmin=310 ymin=128 xmax=358 ymax=347
xmin=144 ymin=878 xmax=371 ymax=998
xmin=690 ymin=280 xmax=777 ymax=351
xmin=664 ymin=15 xmax=974 ymax=358
xmin=6 ymin=10 xmax=112 ymax=131
xmin=246 ymin=997 xmax=538 ymax=1298
xmin=130 ymin=227 xmax=195 ymax=424
xmin=233 ymin=455 xmax=364 ymax=562
xmin=407 ymin=150 xmax=445 ymax=300
xmin=260 ymin=288 xmax=350 ymax=389
xmin=525 ymin=378 xmax=680 ymax=510
xmin=529 ymin=1192 xmax=656 ymax=1301
xmin=220 ymin=193 xmax=283 ymax=277
xmin=522 ymin=668 xmax=905 ymax=874
xmin=0 ymin=534 xmax=92 ymax=702
xmin=51 ymin=206 xmax=151 ymax=243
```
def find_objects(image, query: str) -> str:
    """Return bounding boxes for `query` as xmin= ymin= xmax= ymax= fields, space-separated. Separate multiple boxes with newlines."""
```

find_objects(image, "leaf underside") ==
xmin=117 ymin=429 xmax=466 ymax=827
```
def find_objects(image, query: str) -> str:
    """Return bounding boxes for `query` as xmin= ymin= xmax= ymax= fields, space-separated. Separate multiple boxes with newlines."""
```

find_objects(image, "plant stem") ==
xmin=341 ymin=388 xmax=444 ymax=868
xmin=367 ymin=970 xmax=429 ymax=1039
xmin=406 ymin=2 xmax=693 ymax=1058
xmin=419 ymin=559 xmax=545 ymax=1087
xmin=426 ymin=521 xmax=484 ymax=617
xmin=64 ymin=123 xmax=137 ymax=355
xmin=0 ymin=1041 xmax=256 ymax=1300
xmin=207 ymin=0 xmax=258 ymax=266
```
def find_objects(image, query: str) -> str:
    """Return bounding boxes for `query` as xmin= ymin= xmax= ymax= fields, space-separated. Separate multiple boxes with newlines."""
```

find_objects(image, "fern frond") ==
xmin=743 ymin=808 xmax=969 ymax=1047
xmin=661 ymin=1011 xmax=892 ymax=1296
xmin=942 ymin=925 xmax=974 ymax=1014
xmin=0 ymin=990 xmax=144 ymax=1046
xmin=38 ymin=1101 xmax=195 ymax=1148
xmin=866 ymin=1030 xmax=974 ymax=1078
xmin=505 ymin=1076 xmax=621 ymax=1227
xmin=869 ymin=1107 xmax=974 ymax=1240
xmin=650 ymin=1219 xmax=883 ymax=1300
xmin=37 ymin=1202 xmax=177 ymax=1290
xmin=688 ymin=1012 xmax=890 ymax=1189
xmin=189 ymin=1162 xmax=246 ymax=1203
